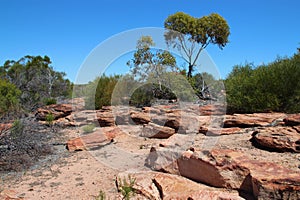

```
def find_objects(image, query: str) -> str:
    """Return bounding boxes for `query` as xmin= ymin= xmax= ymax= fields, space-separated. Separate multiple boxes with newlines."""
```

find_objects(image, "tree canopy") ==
xmin=0 ymin=55 xmax=72 ymax=111
xmin=164 ymin=12 xmax=230 ymax=78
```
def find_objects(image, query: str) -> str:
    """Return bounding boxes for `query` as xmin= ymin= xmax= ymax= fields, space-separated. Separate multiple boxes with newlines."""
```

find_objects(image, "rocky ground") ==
xmin=0 ymin=99 xmax=300 ymax=199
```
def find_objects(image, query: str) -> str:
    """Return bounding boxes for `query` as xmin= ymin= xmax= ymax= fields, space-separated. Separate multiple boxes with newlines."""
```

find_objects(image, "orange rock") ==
xmin=66 ymin=127 xmax=118 ymax=151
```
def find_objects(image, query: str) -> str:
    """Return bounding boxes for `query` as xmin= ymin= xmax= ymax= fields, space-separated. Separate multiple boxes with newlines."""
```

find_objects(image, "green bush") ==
xmin=82 ymin=124 xmax=95 ymax=133
xmin=10 ymin=119 xmax=24 ymax=140
xmin=45 ymin=113 xmax=55 ymax=126
xmin=44 ymin=98 xmax=57 ymax=105
xmin=0 ymin=79 xmax=21 ymax=118
xmin=85 ymin=75 xmax=120 ymax=109
xmin=225 ymin=50 xmax=300 ymax=113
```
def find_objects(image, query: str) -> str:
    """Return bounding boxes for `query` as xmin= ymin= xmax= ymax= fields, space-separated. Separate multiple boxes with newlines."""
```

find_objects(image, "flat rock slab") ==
xmin=252 ymin=126 xmax=300 ymax=152
xmin=224 ymin=113 xmax=286 ymax=128
xmin=177 ymin=148 xmax=300 ymax=199
xmin=141 ymin=122 xmax=175 ymax=139
xmin=66 ymin=127 xmax=118 ymax=151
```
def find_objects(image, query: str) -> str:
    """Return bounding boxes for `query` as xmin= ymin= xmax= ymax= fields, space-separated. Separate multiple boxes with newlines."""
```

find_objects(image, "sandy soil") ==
xmin=1 ymin=124 xmax=299 ymax=200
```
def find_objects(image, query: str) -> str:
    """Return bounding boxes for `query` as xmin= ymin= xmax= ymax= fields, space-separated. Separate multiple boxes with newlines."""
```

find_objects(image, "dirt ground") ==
xmin=1 ymin=123 xmax=299 ymax=200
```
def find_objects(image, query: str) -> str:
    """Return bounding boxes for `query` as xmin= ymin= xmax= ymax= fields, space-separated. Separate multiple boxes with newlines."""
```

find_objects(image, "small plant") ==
xmin=118 ymin=175 xmax=136 ymax=200
xmin=95 ymin=190 xmax=106 ymax=200
xmin=44 ymin=98 xmax=57 ymax=105
xmin=82 ymin=124 xmax=95 ymax=133
xmin=45 ymin=113 xmax=55 ymax=126
xmin=10 ymin=119 xmax=24 ymax=140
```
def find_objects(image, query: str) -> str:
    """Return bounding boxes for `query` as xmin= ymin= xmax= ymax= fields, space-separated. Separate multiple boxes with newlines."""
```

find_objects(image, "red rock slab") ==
xmin=284 ymin=114 xmax=300 ymax=126
xmin=252 ymin=127 xmax=300 ymax=153
xmin=199 ymin=127 xmax=243 ymax=135
xmin=224 ymin=113 xmax=286 ymax=128
xmin=177 ymin=148 xmax=300 ymax=199
xmin=0 ymin=123 xmax=12 ymax=133
xmin=35 ymin=104 xmax=73 ymax=120
xmin=130 ymin=111 xmax=151 ymax=125
xmin=141 ymin=122 xmax=175 ymax=139
xmin=66 ymin=127 xmax=118 ymax=151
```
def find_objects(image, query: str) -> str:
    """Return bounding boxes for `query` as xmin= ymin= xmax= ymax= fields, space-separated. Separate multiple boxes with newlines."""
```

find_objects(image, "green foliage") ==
xmin=0 ymin=79 xmax=21 ymax=119
xmin=127 ymin=35 xmax=178 ymax=81
xmin=45 ymin=113 xmax=55 ymax=126
xmin=44 ymin=98 xmax=57 ymax=105
xmin=0 ymin=55 xmax=72 ymax=111
xmin=85 ymin=74 xmax=120 ymax=109
xmin=226 ymin=50 xmax=300 ymax=113
xmin=164 ymin=12 xmax=230 ymax=78
xmin=10 ymin=119 xmax=24 ymax=140
xmin=118 ymin=175 xmax=136 ymax=200
xmin=82 ymin=124 xmax=95 ymax=133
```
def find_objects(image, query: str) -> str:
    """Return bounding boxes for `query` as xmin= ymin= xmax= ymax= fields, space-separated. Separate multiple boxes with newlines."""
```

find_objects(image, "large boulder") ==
xmin=224 ymin=113 xmax=286 ymax=128
xmin=251 ymin=127 xmax=300 ymax=153
xmin=177 ymin=149 xmax=300 ymax=199
xmin=116 ymin=171 xmax=244 ymax=200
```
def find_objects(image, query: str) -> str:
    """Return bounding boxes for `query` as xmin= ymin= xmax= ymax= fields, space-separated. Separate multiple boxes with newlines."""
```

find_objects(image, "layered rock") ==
xmin=251 ymin=126 xmax=300 ymax=152
xmin=96 ymin=110 xmax=115 ymax=127
xmin=224 ymin=113 xmax=286 ymax=128
xmin=130 ymin=111 xmax=151 ymax=125
xmin=176 ymin=149 xmax=300 ymax=199
xmin=284 ymin=114 xmax=300 ymax=126
xmin=141 ymin=123 xmax=176 ymax=139
xmin=35 ymin=104 xmax=73 ymax=120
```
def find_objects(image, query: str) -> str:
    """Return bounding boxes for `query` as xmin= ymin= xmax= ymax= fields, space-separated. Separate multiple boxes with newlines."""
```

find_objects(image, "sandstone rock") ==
xmin=96 ymin=110 xmax=115 ymax=127
xmin=177 ymin=148 xmax=300 ymax=199
xmin=284 ymin=114 xmax=300 ymax=126
xmin=116 ymin=171 xmax=244 ymax=200
xmin=141 ymin=122 xmax=175 ymax=139
xmin=35 ymin=104 xmax=73 ymax=120
xmin=159 ymin=134 xmax=191 ymax=148
xmin=199 ymin=104 xmax=226 ymax=116
xmin=152 ymin=113 xmax=180 ymax=131
xmin=66 ymin=127 xmax=118 ymax=151
xmin=0 ymin=123 xmax=12 ymax=134
xmin=199 ymin=127 xmax=243 ymax=135
xmin=224 ymin=113 xmax=286 ymax=128
xmin=145 ymin=146 xmax=181 ymax=175
xmin=251 ymin=127 xmax=300 ymax=153
xmin=130 ymin=111 xmax=151 ymax=125
xmin=142 ymin=106 xmax=161 ymax=114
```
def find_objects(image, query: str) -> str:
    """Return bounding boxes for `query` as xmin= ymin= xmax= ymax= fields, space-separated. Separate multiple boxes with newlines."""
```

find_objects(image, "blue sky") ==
xmin=0 ymin=0 xmax=299 ymax=83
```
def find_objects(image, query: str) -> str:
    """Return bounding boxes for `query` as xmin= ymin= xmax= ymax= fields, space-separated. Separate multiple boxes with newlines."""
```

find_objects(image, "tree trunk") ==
xmin=187 ymin=64 xmax=193 ymax=78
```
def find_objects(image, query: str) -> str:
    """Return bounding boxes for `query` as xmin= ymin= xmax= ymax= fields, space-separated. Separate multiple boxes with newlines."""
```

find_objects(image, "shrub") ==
xmin=118 ymin=175 xmax=136 ymax=200
xmin=0 ymin=79 xmax=21 ymax=119
xmin=45 ymin=113 xmax=55 ymax=126
xmin=44 ymin=98 xmax=57 ymax=105
xmin=10 ymin=119 xmax=24 ymax=140
xmin=225 ymin=50 xmax=300 ymax=113
xmin=82 ymin=124 xmax=95 ymax=133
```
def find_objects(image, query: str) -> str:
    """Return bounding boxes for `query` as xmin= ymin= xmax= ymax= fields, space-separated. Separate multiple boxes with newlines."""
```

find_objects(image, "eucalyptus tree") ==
xmin=164 ymin=12 xmax=230 ymax=78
